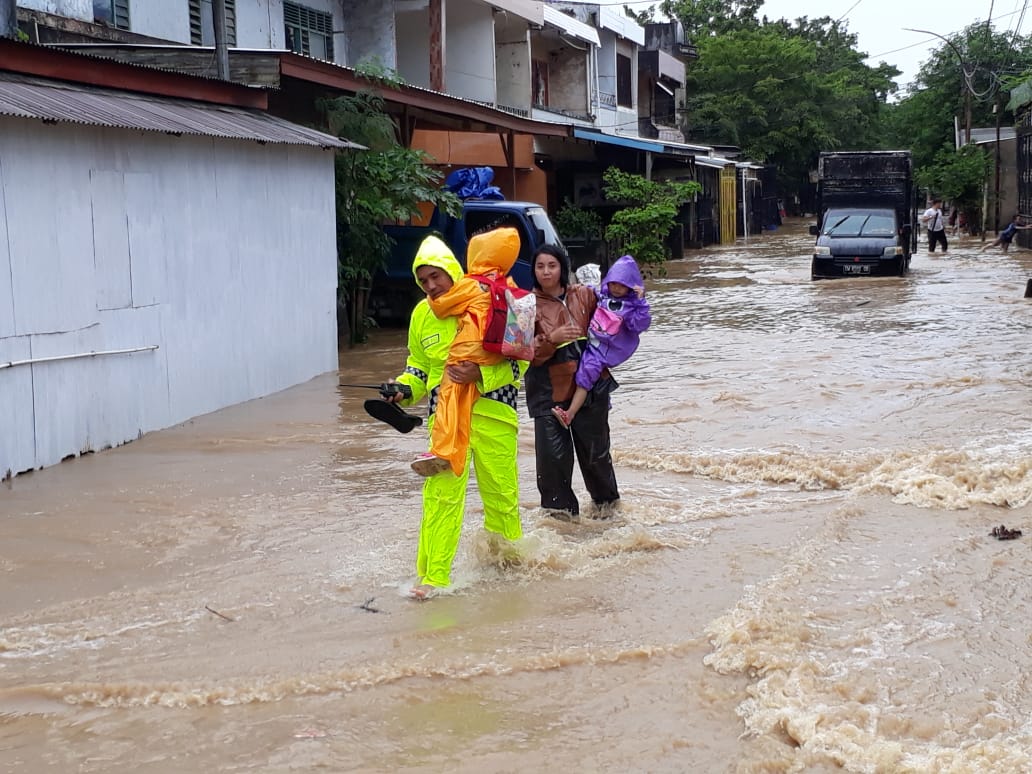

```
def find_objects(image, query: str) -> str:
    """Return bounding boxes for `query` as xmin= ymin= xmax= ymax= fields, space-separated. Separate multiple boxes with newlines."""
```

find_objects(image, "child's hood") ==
xmin=602 ymin=254 xmax=643 ymax=290
xmin=412 ymin=234 xmax=463 ymax=285
xmin=467 ymin=227 xmax=520 ymax=277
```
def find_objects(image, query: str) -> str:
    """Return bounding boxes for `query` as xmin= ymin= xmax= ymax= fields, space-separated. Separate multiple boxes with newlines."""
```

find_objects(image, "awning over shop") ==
xmin=639 ymin=50 xmax=685 ymax=86
xmin=483 ymin=0 xmax=543 ymax=26
xmin=543 ymin=6 xmax=601 ymax=47
xmin=695 ymin=156 xmax=733 ymax=169
xmin=573 ymin=127 xmax=711 ymax=157
xmin=0 ymin=70 xmax=357 ymax=149
xmin=597 ymin=5 xmax=645 ymax=45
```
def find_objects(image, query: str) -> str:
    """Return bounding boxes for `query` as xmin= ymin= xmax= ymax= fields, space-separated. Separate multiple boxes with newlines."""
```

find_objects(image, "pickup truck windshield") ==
xmin=527 ymin=207 xmax=563 ymax=249
xmin=823 ymin=212 xmax=896 ymax=238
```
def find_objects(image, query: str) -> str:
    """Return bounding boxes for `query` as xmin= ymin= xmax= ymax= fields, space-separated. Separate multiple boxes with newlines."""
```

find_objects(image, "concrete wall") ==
xmin=129 ymin=0 xmax=189 ymax=41
xmin=396 ymin=6 xmax=430 ymax=89
xmin=495 ymin=10 xmax=530 ymax=112
xmin=549 ymin=43 xmax=588 ymax=117
xmin=19 ymin=0 xmax=90 ymax=22
xmin=344 ymin=0 xmax=395 ymax=70
xmin=446 ymin=0 xmax=495 ymax=103
xmin=236 ymin=0 xmax=285 ymax=50
xmin=0 ymin=118 xmax=338 ymax=479
xmin=103 ymin=0 xmax=342 ymax=60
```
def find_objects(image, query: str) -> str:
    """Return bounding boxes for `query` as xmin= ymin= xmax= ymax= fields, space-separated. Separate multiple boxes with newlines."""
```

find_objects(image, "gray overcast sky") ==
xmin=758 ymin=0 xmax=1031 ymax=93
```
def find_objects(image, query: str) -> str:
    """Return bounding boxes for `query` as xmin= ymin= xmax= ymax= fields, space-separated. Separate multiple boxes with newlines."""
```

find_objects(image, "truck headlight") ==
xmin=883 ymin=246 xmax=903 ymax=256
xmin=814 ymin=246 xmax=831 ymax=256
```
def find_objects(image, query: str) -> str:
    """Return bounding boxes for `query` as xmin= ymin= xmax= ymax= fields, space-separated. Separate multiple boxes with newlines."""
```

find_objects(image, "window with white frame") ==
xmin=93 ymin=0 xmax=130 ymax=29
xmin=284 ymin=2 xmax=334 ymax=61
xmin=189 ymin=0 xmax=237 ymax=47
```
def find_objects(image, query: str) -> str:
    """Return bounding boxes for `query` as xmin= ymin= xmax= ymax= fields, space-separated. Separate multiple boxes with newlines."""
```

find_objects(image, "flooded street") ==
xmin=2 ymin=219 xmax=1031 ymax=772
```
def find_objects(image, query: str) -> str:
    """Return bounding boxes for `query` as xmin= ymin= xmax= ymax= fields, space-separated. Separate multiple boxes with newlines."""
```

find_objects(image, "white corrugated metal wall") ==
xmin=0 ymin=118 xmax=338 ymax=478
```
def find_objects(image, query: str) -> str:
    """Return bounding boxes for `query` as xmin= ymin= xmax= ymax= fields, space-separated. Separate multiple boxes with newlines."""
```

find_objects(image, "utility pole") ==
xmin=994 ymin=99 xmax=1001 ymax=232
xmin=905 ymin=28 xmax=972 ymax=143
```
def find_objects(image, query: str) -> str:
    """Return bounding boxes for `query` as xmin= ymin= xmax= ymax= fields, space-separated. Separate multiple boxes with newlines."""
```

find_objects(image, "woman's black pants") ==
xmin=534 ymin=397 xmax=620 ymax=516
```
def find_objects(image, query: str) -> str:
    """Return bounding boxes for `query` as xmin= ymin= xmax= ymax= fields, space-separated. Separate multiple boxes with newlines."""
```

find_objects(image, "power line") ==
xmin=835 ymin=0 xmax=864 ymax=25
xmin=868 ymin=5 xmax=1030 ymax=61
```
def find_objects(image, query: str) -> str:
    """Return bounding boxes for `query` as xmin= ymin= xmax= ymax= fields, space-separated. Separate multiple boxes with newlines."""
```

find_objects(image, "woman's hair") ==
xmin=532 ymin=244 xmax=570 ymax=290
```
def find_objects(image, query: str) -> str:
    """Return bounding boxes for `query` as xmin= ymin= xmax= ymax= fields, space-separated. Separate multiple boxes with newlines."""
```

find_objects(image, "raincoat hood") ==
xmin=467 ymin=227 xmax=520 ymax=278
xmin=601 ymin=254 xmax=643 ymax=292
xmin=412 ymin=234 xmax=464 ymax=286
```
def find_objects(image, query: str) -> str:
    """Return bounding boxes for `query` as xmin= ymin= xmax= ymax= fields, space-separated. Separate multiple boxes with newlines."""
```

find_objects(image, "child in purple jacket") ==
xmin=551 ymin=254 xmax=651 ymax=429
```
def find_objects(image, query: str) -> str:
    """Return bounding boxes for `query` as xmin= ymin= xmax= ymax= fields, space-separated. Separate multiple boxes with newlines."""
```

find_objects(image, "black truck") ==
xmin=808 ymin=151 xmax=917 ymax=279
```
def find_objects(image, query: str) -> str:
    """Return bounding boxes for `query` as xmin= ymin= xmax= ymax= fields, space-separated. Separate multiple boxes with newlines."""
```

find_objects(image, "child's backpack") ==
xmin=470 ymin=274 xmax=536 ymax=361
xmin=588 ymin=303 xmax=623 ymax=342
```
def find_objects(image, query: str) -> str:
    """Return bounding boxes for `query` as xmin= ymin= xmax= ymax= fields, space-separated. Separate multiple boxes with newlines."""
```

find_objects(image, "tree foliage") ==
xmin=887 ymin=24 xmax=1032 ymax=170
xmin=668 ymin=7 xmax=897 ymax=200
xmin=319 ymin=70 xmax=459 ymax=344
xmin=601 ymin=168 xmax=700 ymax=271
xmin=915 ymin=144 xmax=990 ymax=229
xmin=881 ymin=22 xmax=1032 ymax=223
xmin=681 ymin=22 xmax=896 ymax=198
xmin=661 ymin=0 xmax=762 ymax=38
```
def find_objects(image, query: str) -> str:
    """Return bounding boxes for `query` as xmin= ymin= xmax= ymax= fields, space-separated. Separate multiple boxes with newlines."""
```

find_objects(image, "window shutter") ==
xmin=284 ymin=2 xmax=334 ymax=60
xmin=189 ymin=0 xmax=237 ymax=46
xmin=114 ymin=0 xmax=130 ymax=29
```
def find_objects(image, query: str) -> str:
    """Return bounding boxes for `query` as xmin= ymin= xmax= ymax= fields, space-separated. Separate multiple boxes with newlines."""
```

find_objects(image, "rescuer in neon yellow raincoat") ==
xmin=424 ymin=226 xmax=521 ymax=477
xmin=385 ymin=234 xmax=524 ymax=597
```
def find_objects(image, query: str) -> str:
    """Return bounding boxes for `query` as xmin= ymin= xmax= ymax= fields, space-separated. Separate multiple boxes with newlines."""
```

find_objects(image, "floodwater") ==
xmin=2 ymin=220 xmax=1031 ymax=773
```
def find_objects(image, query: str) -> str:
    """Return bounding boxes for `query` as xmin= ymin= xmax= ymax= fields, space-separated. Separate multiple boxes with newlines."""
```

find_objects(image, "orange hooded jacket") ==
xmin=426 ymin=226 xmax=521 ymax=475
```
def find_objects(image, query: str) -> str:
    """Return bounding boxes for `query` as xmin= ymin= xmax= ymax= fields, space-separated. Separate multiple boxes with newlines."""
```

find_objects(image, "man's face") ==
xmin=415 ymin=265 xmax=454 ymax=300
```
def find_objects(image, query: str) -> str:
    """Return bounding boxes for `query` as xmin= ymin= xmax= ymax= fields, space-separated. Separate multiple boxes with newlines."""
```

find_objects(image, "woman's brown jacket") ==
xmin=525 ymin=284 xmax=598 ymax=415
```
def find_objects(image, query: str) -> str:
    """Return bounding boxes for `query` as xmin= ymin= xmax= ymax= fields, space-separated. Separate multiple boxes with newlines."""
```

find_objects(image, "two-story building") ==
xmin=14 ymin=1 xmax=758 ymax=243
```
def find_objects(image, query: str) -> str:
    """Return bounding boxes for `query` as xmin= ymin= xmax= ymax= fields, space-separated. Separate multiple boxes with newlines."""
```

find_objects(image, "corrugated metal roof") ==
xmin=0 ymin=72 xmax=360 ymax=150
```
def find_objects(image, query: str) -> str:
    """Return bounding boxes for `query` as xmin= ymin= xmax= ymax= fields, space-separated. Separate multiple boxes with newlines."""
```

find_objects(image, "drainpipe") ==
xmin=213 ymin=0 xmax=230 ymax=81
xmin=0 ymin=0 xmax=16 ymax=39
xmin=0 ymin=346 xmax=159 ymax=370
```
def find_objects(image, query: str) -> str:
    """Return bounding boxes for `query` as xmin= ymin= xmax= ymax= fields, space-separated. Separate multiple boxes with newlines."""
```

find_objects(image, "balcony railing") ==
xmin=497 ymin=104 xmax=530 ymax=118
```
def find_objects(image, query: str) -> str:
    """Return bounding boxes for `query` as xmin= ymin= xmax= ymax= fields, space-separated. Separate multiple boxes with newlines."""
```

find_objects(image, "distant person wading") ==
xmin=921 ymin=199 xmax=948 ymax=254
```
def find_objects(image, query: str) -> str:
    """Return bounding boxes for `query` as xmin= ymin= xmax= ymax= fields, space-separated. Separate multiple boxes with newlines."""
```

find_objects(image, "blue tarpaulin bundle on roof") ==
xmin=444 ymin=167 xmax=504 ymax=200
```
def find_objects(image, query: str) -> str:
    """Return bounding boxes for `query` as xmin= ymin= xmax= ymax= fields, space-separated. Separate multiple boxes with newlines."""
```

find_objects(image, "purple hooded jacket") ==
xmin=575 ymin=255 xmax=652 ymax=390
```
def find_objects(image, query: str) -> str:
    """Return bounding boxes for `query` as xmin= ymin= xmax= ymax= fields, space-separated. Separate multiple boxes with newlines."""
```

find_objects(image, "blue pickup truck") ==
xmin=367 ymin=199 xmax=566 ymax=323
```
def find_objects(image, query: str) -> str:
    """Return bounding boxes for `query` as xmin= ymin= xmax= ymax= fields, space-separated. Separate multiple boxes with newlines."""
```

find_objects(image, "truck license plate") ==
xmin=842 ymin=264 xmax=871 ymax=274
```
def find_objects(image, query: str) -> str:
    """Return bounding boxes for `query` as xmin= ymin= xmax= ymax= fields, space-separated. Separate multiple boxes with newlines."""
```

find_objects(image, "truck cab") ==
xmin=809 ymin=207 xmax=911 ymax=278
xmin=369 ymin=200 xmax=564 ymax=323
xmin=808 ymin=151 xmax=916 ymax=280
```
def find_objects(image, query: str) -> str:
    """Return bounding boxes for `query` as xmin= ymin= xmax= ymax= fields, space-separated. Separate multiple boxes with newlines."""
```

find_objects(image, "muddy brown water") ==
xmin=2 ymin=221 xmax=1031 ymax=772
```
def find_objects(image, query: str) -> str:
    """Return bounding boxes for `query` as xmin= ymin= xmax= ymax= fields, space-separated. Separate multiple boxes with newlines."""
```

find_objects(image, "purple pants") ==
xmin=575 ymin=345 xmax=608 ymax=391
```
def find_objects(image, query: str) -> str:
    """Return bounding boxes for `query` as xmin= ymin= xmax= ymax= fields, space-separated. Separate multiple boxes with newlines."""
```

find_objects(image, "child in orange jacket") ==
xmin=411 ymin=226 xmax=521 ymax=477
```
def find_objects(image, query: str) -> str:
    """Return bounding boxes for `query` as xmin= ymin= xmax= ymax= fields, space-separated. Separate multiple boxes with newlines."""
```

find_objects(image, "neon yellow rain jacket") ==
xmin=395 ymin=235 xmax=524 ymax=589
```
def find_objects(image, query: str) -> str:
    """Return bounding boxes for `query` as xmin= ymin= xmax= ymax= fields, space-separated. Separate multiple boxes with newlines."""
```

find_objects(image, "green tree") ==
xmin=915 ymin=144 xmax=990 ymax=232
xmin=601 ymin=168 xmax=699 ymax=271
xmin=661 ymin=0 xmax=762 ymax=38
xmin=678 ymin=17 xmax=896 ymax=201
xmin=682 ymin=28 xmax=829 ymax=195
xmin=319 ymin=71 xmax=459 ymax=344
xmin=889 ymin=23 xmax=1032 ymax=170
xmin=885 ymin=23 xmax=1032 ymax=228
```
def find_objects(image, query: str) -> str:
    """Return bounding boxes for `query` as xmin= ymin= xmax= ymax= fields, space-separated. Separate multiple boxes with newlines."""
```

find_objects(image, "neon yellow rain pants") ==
xmin=400 ymin=237 xmax=525 ymax=589
xmin=417 ymin=410 xmax=521 ymax=588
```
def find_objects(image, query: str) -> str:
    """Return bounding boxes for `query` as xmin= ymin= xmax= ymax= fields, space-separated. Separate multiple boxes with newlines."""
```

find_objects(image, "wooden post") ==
xmin=213 ymin=0 xmax=230 ymax=81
